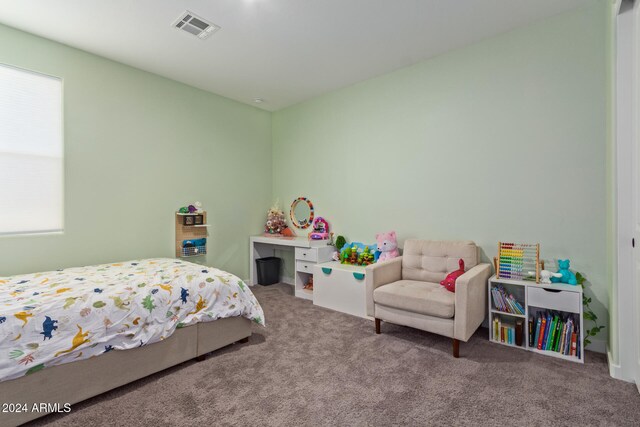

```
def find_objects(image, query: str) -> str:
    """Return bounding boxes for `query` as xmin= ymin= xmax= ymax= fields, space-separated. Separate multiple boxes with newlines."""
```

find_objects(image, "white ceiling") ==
xmin=0 ymin=0 xmax=588 ymax=111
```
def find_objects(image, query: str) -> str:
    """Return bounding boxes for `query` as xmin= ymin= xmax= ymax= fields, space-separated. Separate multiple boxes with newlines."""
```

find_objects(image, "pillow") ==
xmin=440 ymin=259 xmax=465 ymax=293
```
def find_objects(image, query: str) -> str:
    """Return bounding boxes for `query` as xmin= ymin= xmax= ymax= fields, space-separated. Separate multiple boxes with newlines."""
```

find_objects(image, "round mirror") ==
xmin=290 ymin=197 xmax=314 ymax=229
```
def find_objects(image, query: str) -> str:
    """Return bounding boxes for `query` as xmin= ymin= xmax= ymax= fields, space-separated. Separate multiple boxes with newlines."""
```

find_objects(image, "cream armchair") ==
xmin=365 ymin=240 xmax=491 ymax=357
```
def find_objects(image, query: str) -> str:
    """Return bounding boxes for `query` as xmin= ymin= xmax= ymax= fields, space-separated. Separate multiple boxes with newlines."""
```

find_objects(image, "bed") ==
xmin=0 ymin=258 xmax=264 ymax=426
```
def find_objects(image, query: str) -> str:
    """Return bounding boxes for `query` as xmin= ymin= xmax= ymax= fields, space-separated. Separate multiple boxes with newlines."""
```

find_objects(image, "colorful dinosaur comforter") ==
xmin=0 ymin=258 xmax=265 ymax=382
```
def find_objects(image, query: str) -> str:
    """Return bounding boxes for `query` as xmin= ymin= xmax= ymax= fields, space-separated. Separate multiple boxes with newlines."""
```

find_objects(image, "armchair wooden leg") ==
xmin=452 ymin=339 xmax=460 ymax=358
xmin=375 ymin=318 xmax=381 ymax=334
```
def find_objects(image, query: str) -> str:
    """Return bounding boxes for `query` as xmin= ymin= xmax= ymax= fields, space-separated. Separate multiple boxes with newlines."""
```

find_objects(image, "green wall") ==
xmin=0 ymin=23 xmax=272 ymax=279
xmin=273 ymin=1 xmax=611 ymax=347
xmin=0 ymin=2 xmax=615 ymax=352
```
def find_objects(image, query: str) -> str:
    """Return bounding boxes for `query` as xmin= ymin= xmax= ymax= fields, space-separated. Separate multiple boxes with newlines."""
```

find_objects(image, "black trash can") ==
xmin=255 ymin=257 xmax=281 ymax=285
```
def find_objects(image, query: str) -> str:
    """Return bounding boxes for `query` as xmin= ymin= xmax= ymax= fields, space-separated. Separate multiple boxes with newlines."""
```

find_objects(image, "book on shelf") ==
xmin=559 ymin=321 xmax=567 ymax=352
xmin=529 ymin=311 xmax=580 ymax=357
xmin=536 ymin=316 xmax=547 ymax=350
xmin=490 ymin=285 xmax=524 ymax=315
xmin=532 ymin=316 xmax=541 ymax=348
xmin=492 ymin=316 xmax=517 ymax=346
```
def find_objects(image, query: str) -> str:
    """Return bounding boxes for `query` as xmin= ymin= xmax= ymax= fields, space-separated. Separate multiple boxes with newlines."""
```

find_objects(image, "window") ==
xmin=0 ymin=64 xmax=63 ymax=235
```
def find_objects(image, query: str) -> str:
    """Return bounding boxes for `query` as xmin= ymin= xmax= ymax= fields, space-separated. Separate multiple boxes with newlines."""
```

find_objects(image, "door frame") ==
xmin=615 ymin=0 xmax=639 ymax=384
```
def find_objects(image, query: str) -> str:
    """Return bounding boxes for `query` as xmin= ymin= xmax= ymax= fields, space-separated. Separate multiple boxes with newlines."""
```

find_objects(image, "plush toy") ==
xmin=440 ymin=259 xmax=465 ymax=293
xmin=534 ymin=270 xmax=563 ymax=284
xmin=376 ymin=231 xmax=399 ymax=262
xmin=180 ymin=202 xmax=203 ymax=214
xmin=187 ymin=201 xmax=203 ymax=214
xmin=550 ymin=259 xmax=578 ymax=285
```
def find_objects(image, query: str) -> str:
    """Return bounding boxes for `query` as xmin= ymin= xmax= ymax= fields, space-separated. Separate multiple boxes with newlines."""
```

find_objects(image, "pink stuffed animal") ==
xmin=376 ymin=231 xmax=400 ymax=262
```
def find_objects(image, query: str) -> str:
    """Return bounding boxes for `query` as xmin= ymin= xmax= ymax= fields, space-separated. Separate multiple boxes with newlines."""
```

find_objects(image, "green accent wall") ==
xmin=0 ymin=1 xmax=616 ymax=355
xmin=0 ymin=23 xmax=272 ymax=279
xmin=273 ymin=1 xmax=611 ymax=346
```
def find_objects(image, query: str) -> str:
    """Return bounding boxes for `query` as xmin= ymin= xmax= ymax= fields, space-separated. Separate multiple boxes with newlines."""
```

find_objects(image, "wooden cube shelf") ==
xmin=175 ymin=211 xmax=208 ymax=258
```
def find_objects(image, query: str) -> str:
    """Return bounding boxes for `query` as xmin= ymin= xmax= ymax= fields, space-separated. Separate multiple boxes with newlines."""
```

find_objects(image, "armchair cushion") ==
xmin=365 ymin=256 xmax=403 ymax=317
xmin=373 ymin=280 xmax=455 ymax=318
xmin=402 ymin=240 xmax=478 ymax=283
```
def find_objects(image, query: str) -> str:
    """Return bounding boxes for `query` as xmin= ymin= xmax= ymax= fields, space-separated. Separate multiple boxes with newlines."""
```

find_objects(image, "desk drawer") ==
xmin=528 ymin=286 xmax=580 ymax=313
xmin=295 ymin=247 xmax=317 ymax=262
xmin=296 ymin=260 xmax=315 ymax=274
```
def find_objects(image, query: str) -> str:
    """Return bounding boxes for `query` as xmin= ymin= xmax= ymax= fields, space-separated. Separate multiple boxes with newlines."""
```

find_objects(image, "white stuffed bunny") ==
xmin=532 ymin=270 xmax=562 ymax=284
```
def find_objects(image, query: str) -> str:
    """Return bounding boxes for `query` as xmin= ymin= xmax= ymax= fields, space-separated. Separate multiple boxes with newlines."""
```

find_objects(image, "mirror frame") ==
xmin=289 ymin=197 xmax=314 ymax=229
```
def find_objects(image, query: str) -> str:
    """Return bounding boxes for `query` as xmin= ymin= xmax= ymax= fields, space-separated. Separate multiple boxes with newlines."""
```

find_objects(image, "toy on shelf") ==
xmin=178 ymin=201 xmax=203 ymax=214
xmin=189 ymin=201 xmax=203 ymax=214
xmin=303 ymin=276 xmax=313 ymax=291
xmin=497 ymin=242 xmax=541 ymax=283
xmin=376 ymin=231 xmax=400 ymax=262
xmin=550 ymin=259 xmax=578 ymax=285
xmin=339 ymin=242 xmax=378 ymax=266
xmin=264 ymin=201 xmax=293 ymax=236
xmin=308 ymin=217 xmax=330 ymax=240
xmin=534 ymin=269 xmax=562 ymax=284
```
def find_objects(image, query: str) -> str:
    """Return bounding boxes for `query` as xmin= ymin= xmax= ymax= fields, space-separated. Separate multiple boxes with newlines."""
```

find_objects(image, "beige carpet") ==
xmin=30 ymin=283 xmax=640 ymax=426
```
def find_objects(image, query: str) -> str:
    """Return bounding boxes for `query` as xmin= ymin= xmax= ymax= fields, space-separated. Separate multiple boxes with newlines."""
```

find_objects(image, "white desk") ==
xmin=249 ymin=235 xmax=334 ymax=299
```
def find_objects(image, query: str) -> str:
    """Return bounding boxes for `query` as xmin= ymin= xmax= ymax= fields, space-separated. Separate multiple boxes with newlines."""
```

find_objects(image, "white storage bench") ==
xmin=313 ymin=261 xmax=372 ymax=320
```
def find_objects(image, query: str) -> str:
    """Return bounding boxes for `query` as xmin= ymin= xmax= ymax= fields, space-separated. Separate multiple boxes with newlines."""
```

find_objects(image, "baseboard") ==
xmin=607 ymin=347 xmax=624 ymax=380
xmin=607 ymin=345 xmax=637 ymax=383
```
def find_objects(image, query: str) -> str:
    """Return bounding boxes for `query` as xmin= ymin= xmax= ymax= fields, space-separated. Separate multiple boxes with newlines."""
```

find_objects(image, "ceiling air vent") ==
xmin=173 ymin=11 xmax=220 ymax=40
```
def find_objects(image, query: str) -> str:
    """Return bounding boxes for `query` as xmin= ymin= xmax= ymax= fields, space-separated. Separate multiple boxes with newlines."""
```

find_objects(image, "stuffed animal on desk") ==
xmin=550 ymin=259 xmax=578 ymax=285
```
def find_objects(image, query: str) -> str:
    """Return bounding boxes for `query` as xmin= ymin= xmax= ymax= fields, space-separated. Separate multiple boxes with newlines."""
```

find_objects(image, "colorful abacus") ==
xmin=497 ymin=242 xmax=540 ymax=283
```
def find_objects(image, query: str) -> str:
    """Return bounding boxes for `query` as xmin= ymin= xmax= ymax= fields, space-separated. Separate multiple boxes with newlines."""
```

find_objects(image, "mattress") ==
xmin=0 ymin=258 xmax=264 ymax=382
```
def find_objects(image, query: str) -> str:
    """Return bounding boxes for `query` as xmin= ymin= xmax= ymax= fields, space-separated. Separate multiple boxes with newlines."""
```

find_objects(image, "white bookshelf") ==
xmin=488 ymin=275 xmax=584 ymax=363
